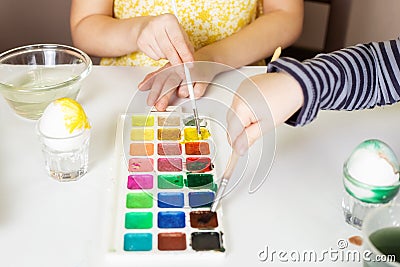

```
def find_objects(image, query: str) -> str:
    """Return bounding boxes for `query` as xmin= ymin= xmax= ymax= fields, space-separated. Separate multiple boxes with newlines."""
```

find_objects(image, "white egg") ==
xmin=39 ymin=102 xmax=83 ymax=138
xmin=37 ymin=98 xmax=91 ymax=151
xmin=347 ymin=145 xmax=399 ymax=187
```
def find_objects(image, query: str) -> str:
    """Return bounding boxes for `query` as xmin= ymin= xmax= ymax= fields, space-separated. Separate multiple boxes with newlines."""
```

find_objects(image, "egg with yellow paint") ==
xmin=39 ymin=98 xmax=91 ymax=138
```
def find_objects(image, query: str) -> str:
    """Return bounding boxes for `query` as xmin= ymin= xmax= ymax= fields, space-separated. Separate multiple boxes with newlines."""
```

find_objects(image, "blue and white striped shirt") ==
xmin=268 ymin=37 xmax=400 ymax=126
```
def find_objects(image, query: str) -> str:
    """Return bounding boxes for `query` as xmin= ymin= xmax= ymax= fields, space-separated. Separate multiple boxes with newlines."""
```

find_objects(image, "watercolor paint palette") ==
xmin=106 ymin=107 xmax=225 ymax=261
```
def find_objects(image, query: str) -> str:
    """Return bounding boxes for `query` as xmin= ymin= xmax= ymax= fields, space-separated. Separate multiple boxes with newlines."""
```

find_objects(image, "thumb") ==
xmin=232 ymin=123 xmax=262 ymax=156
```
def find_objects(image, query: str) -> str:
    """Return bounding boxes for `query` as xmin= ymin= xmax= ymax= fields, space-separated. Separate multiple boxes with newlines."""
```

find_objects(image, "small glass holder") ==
xmin=37 ymin=124 xmax=91 ymax=182
xmin=342 ymin=160 xmax=400 ymax=229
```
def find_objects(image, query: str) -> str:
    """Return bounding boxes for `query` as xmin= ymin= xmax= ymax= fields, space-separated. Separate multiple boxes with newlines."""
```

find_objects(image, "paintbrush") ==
xmin=184 ymin=63 xmax=202 ymax=136
xmin=270 ymin=46 xmax=281 ymax=63
xmin=210 ymin=150 xmax=240 ymax=213
xmin=170 ymin=0 xmax=201 ymax=136
xmin=209 ymin=46 xmax=282 ymax=213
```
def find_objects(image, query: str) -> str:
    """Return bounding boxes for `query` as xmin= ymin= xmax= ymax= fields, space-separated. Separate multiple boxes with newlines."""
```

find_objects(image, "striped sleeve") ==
xmin=267 ymin=37 xmax=400 ymax=126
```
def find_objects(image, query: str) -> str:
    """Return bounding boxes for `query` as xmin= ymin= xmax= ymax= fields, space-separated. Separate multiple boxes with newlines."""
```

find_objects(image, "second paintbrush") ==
xmin=183 ymin=63 xmax=201 ymax=136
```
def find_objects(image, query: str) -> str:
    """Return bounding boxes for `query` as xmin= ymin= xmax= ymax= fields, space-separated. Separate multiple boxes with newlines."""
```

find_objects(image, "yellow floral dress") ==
xmin=100 ymin=0 xmax=259 ymax=66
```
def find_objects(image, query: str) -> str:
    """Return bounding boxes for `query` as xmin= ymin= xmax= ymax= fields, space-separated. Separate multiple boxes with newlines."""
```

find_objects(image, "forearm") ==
xmin=250 ymin=72 xmax=304 ymax=127
xmin=71 ymin=15 xmax=150 ymax=57
xmin=195 ymin=8 xmax=303 ymax=67
xmin=268 ymin=38 xmax=400 ymax=126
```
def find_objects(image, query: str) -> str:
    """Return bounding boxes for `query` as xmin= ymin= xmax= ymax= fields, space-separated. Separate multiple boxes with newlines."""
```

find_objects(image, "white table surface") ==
xmin=1 ymin=65 xmax=399 ymax=267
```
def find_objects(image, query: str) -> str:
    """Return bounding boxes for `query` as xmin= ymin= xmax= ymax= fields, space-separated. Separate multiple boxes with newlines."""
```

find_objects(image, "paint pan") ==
xmin=130 ymin=143 xmax=154 ymax=156
xmin=106 ymin=109 xmax=225 ymax=262
xmin=191 ymin=232 xmax=224 ymax=252
xmin=190 ymin=211 xmax=218 ymax=229
xmin=185 ymin=142 xmax=210 ymax=155
xmin=157 ymin=143 xmax=181 ymax=155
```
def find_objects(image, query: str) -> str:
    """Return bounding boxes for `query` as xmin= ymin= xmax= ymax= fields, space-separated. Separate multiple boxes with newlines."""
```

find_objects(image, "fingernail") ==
xmin=155 ymin=102 xmax=165 ymax=111
xmin=138 ymin=81 xmax=148 ymax=91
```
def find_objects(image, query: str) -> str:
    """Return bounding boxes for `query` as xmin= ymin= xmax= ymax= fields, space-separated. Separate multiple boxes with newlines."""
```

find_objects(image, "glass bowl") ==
xmin=0 ymin=44 xmax=92 ymax=120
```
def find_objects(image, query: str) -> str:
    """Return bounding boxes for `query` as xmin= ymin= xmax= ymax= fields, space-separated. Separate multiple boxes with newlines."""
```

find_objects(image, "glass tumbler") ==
xmin=37 ymin=123 xmax=91 ymax=182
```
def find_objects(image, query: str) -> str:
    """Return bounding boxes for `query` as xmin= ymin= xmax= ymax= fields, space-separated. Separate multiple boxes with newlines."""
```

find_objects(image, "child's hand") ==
xmin=137 ymin=14 xmax=194 ymax=65
xmin=227 ymin=72 xmax=304 ymax=155
xmin=138 ymin=62 xmax=227 ymax=111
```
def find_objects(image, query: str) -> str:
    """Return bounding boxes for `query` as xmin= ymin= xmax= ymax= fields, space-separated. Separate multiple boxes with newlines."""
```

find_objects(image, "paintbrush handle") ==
xmin=211 ymin=150 xmax=240 ymax=212
xmin=211 ymin=178 xmax=228 ymax=212
xmin=270 ymin=47 xmax=281 ymax=62
xmin=184 ymin=64 xmax=195 ymax=102
xmin=184 ymin=63 xmax=201 ymax=135
xmin=223 ymin=150 xmax=240 ymax=179
xmin=171 ymin=1 xmax=201 ymax=135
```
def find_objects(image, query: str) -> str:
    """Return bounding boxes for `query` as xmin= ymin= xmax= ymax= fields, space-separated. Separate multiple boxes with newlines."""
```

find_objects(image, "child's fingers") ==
xmin=177 ymin=82 xmax=207 ymax=99
xmin=226 ymin=111 xmax=246 ymax=148
xmin=156 ymin=31 xmax=183 ymax=65
xmin=148 ymin=43 xmax=164 ymax=60
xmin=153 ymin=71 xmax=182 ymax=110
xmin=147 ymin=74 xmax=167 ymax=106
xmin=164 ymin=22 xmax=194 ymax=64
xmin=227 ymin=95 xmax=257 ymax=146
xmin=138 ymin=68 xmax=161 ymax=91
xmin=193 ymin=82 xmax=208 ymax=98
xmin=177 ymin=84 xmax=189 ymax=98
xmin=232 ymin=123 xmax=262 ymax=156
xmin=138 ymin=74 xmax=155 ymax=91
xmin=155 ymin=85 xmax=177 ymax=111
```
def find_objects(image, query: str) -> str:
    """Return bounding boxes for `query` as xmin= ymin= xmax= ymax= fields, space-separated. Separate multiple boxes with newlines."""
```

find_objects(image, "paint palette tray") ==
xmin=106 ymin=107 xmax=225 ymax=263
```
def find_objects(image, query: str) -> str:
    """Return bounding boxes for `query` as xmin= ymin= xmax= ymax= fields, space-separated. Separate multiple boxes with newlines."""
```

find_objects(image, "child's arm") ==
xmin=228 ymin=37 xmax=400 ymax=154
xmin=268 ymin=38 xmax=400 ymax=126
xmin=194 ymin=0 xmax=304 ymax=68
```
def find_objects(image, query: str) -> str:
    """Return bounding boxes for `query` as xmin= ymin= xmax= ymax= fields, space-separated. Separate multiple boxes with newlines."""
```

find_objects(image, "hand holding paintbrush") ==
xmin=171 ymin=0 xmax=201 ymax=136
xmin=210 ymin=47 xmax=282 ymax=212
